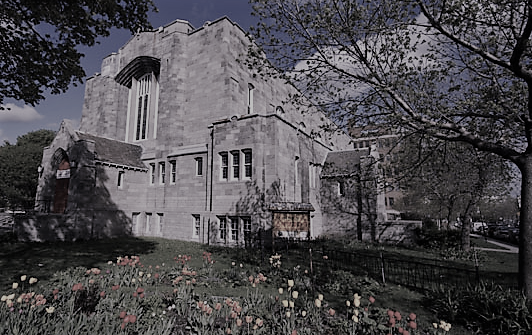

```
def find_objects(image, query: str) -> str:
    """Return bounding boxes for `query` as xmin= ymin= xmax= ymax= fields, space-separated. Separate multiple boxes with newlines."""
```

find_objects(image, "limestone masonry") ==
xmin=23 ymin=17 xmax=410 ymax=244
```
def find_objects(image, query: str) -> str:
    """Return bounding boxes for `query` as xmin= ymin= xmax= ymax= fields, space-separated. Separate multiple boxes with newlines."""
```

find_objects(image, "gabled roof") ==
xmin=76 ymin=132 xmax=146 ymax=170
xmin=268 ymin=202 xmax=315 ymax=212
xmin=321 ymin=149 xmax=369 ymax=177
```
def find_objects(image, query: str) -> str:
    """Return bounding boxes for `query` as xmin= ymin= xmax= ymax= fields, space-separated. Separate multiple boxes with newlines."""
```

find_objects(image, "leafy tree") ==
xmin=248 ymin=0 xmax=532 ymax=295
xmin=478 ymin=195 xmax=520 ymax=225
xmin=0 ymin=0 xmax=156 ymax=106
xmin=0 ymin=129 xmax=55 ymax=209
xmin=396 ymin=134 xmax=512 ymax=250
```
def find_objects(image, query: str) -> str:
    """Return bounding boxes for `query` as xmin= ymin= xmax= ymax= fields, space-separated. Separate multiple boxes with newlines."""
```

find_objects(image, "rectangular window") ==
xmin=159 ymin=162 xmax=165 ymax=184
xmin=295 ymin=157 xmax=299 ymax=186
xmin=118 ymin=171 xmax=125 ymax=188
xmin=192 ymin=215 xmax=200 ymax=237
xmin=132 ymin=212 xmax=140 ymax=235
xmin=242 ymin=216 xmax=251 ymax=238
xmin=195 ymin=157 xmax=203 ymax=176
xmin=309 ymin=164 xmax=314 ymax=189
xmin=156 ymin=213 xmax=163 ymax=235
xmin=243 ymin=150 xmax=252 ymax=178
xmin=230 ymin=217 xmax=239 ymax=242
xmin=145 ymin=213 xmax=152 ymax=234
xmin=232 ymin=151 xmax=240 ymax=179
xmin=220 ymin=152 xmax=228 ymax=180
xmin=150 ymin=163 xmax=156 ymax=185
xmin=338 ymin=181 xmax=345 ymax=196
xmin=247 ymin=83 xmax=255 ymax=114
xmin=170 ymin=160 xmax=176 ymax=184
xmin=135 ymin=73 xmax=152 ymax=141
xmin=219 ymin=216 xmax=227 ymax=241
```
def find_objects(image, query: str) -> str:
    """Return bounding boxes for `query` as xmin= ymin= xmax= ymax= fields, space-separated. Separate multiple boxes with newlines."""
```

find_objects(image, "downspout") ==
xmin=208 ymin=124 xmax=215 ymax=245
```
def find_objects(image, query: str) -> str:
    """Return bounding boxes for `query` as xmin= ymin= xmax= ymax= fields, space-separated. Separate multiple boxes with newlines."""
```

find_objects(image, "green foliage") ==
xmin=248 ymin=0 xmax=532 ymax=294
xmin=0 ymin=129 xmax=55 ymax=208
xmin=0 ymin=240 xmax=449 ymax=335
xmin=414 ymin=228 xmax=462 ymax=250
xmin=427 ymin=283 xmax=532 ymax=335
xmin=397 ymin=136 xmax=512 ymax=226
xmin=0 ymin=0 xmax=156 ymax=106
xmin=414 ymin=228 xmax=488 ymax=262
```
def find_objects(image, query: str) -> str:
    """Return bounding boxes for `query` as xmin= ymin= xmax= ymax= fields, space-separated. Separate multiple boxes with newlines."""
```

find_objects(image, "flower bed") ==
xmin=0 ymin=252 xmax=452 ymax=334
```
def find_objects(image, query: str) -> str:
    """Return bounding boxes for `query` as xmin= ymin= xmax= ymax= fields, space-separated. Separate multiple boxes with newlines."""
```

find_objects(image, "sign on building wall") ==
xmin=272 ymin=212 xmax=309 ymax=239
xmin=56 ymin=169 xmax=71 ymax=179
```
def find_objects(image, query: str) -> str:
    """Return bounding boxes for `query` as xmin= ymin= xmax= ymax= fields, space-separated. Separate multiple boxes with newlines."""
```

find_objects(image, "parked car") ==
xmin=486 ymin=223 xmax=498 ymax=237
xmin=472 ymin=222 xmax=487 ymax=233
xmin=494 ymin=225 xmax=510 ymax=239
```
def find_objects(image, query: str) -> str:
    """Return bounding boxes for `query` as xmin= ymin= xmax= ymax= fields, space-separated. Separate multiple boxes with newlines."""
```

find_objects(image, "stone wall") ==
xmin=28 ymin=17 xmax=368 ymax=244
xmin=15 ymin=210 xmax=132 ymax=242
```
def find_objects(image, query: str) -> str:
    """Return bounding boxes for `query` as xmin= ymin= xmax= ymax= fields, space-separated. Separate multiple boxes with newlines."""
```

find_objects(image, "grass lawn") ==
xmin=0 ymin=236 xmax=494 ymax=334
xmin=336 ymin=235 xmax=518 ymax=272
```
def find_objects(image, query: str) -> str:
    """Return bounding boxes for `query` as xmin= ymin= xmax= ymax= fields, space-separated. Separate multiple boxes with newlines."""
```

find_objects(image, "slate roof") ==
xmin=321 ymin=149 xmax=369 ymax=177
xmin=76 ymin=132 xmax=146 ymax=169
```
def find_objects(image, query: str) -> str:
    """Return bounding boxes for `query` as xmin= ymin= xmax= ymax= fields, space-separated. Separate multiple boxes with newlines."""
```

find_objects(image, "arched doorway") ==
xmin=52 ymin=149 xmax=70 ymax=213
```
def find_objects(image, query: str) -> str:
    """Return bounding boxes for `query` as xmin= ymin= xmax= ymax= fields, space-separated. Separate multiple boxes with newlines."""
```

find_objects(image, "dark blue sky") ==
xmin=0 ymin=0 xmax=256 ymax=143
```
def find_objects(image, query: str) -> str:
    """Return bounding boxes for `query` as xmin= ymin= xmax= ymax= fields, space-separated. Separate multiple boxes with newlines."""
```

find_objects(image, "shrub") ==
xmin=414 ymin=228 xmax=461 ymax=250
xmin=427 ymin=282 xmax=532 ymax=334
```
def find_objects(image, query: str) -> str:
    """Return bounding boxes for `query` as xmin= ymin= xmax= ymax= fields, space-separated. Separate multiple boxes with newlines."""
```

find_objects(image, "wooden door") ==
xmin=53 ymin=159 xmax=70 ymax=213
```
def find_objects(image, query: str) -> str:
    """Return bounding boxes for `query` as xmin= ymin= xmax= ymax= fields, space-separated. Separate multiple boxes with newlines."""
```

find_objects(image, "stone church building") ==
xmin=20 ymin=17 xmax=394 ymax=244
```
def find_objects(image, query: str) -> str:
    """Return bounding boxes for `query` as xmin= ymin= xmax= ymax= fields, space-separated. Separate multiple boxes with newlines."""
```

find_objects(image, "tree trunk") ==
xmin=461 ymin=215 xmax=471 ymax=252
xmin=356 ymin=175 xmax=363 ymax=241
xmin=519 ymin=158 xmax=532 ymax=298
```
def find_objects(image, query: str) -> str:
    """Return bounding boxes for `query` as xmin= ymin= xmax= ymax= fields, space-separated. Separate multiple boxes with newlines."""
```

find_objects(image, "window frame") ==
xmin=132 ymin=212 xmax=140 ymax=235
xmin=219 ymin=149 xmax=252 ymax=182
xmin=247 ymin=83 xmax=255 ymax=114
xmin=243 ymin=149 xmax=252 ymax=179
xmin=220 ymin=152 xmax=228 ymax=181
xmin=242 ymin=216 xmax=251 ymax=239
xmin=145 ymin=212 xmax=152 ymax=234
xmin=156 ymin=213 xmax=163 ymax=235
xmin=134 ymin=73 xmax=152 ymax=141
xmin=195 ymin=157 xmax=203 ymax=176
xmin=170 ymin=160 xmax=177 ymax=184
xmin=149 ymin=163 xmax=156 ymax=185
xmin=338 ymin=180 xmax=346 ymax=196
xmin=231 ymin=151 xmax=240 ymax=180
xmin=294 ymin=156 xmax=299 ymax=186
xmin=218 ymin=216 xmax=227 ymax=241
xmin=159 ymin=162 xmax=165 ymax=185
xmin=192 ymin=215 xmax=201 ymax=238
xmin=229 ymin=216 xmax=239 ymax=242
xmin=118 ymin=170 xmax=125 ymax=188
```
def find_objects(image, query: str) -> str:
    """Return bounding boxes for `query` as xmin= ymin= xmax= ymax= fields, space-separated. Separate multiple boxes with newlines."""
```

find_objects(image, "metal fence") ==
xmin=319 ymin=247 xmax=518 ymax=291
xmin=268 ymin=240 xmax=518 ymax=291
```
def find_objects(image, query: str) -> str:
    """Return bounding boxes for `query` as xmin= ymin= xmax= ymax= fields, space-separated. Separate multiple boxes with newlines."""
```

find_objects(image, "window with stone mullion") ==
xmin=135 ymin=73 xmax=152 ymax=141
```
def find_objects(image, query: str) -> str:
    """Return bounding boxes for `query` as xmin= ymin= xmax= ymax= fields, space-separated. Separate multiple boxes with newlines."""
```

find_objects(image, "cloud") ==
xmin=0 ymin=103 xmax=44 ymax=122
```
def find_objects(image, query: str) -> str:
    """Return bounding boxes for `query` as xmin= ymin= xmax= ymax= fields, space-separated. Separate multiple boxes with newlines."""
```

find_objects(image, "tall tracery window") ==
xmin=135 ymin=73 xmax=152 ymax=141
